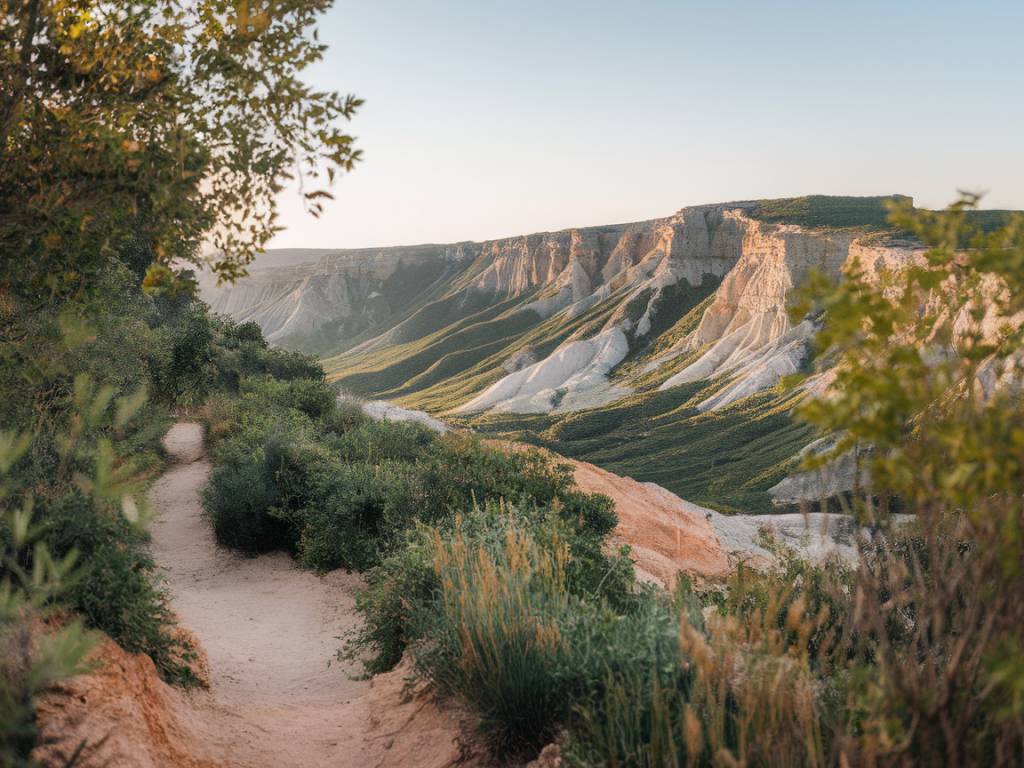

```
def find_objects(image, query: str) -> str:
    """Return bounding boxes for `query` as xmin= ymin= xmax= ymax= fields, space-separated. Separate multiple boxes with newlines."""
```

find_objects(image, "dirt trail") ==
xmin=150 ymin=422 xmax=371 ymax=766
xmin=37 ymin=423 xmax=477 ymax=768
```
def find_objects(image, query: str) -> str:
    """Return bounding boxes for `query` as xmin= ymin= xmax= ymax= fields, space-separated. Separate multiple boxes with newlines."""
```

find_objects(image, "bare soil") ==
xmin=36 ymin=422 xmax=479 ymax=768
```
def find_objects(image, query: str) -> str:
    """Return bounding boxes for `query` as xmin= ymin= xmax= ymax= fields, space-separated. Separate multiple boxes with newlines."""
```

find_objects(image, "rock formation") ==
xmin=201 ymin=196 xmax=933 ymax=511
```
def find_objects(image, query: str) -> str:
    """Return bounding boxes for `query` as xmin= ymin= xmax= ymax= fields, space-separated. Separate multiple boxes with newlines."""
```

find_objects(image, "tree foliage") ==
xmin=788 ymin=195 xmax=1024 ymax=764
xmin=0 ymin=0 xmax=361 ymax=304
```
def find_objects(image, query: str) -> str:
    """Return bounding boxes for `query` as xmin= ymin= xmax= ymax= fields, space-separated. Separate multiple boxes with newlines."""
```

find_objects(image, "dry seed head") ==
xmin=683 ymin=704 xmax=704 ymax=758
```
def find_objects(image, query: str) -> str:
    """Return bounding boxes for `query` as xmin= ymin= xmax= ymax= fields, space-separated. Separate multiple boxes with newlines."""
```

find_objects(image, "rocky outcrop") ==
xmin=450 ymin=206 xmax=926 ymax=415
xmin=652 ymin=218 xmax=924 ymax=411
xmin=447 ymin=206 xmax=752 ymax=413
xmin=767 ymin=437 xmax=872 ymax=505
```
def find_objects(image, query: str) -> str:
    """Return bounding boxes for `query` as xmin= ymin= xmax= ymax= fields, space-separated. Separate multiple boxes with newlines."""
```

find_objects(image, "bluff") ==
xmin=201 ymin=195 xmax=923 ymax=512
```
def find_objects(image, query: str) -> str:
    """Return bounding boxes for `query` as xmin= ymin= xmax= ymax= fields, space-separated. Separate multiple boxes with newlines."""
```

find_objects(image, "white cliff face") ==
xmin=652 ymin=219 xmax=923 ymax=411
xmin=451 ymin=207 xmax=748 ymax=415
xmin=200 ymin=246 xmax=465 ymax=351
xmin=454 ymin=208 xmax=920 ymax=416
xmin=454 ymin=327 xmax=632 ymax=414
xmin=202 ymin=200 xmax=921 ymax=421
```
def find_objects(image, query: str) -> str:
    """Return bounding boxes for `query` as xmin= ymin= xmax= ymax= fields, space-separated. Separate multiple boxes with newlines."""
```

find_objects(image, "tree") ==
xmin=794 ymin=196 xmax=1024 ymax=764
xmin=0 ymin=0 xmax=361 ymax=306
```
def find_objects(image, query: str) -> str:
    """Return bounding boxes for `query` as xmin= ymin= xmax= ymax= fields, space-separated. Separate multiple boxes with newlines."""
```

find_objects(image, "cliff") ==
xmin=200 ymin=195 xmax=925 ymax=511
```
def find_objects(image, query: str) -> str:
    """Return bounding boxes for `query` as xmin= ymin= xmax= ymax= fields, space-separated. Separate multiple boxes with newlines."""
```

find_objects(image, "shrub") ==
xmin=36 ymin=491 xmax=199 ymax=685
xmin=413 ymin=514 xmax=579 ymax=755
xmin=322 ymin=398 xmax=369 ymax=436
xmin=1 ymin=434 xmax=95 ymax=766
xmin=245 ymin=345 xmax=325 ymax=382
xmin=344 ymin=530 xmax=438 ymax=675
xmin=198 ymin=391 xmax=235 ymax=444
xmin=564 ymin=561 xmax=836 ymax=768
xmin=327 ymin=418 xmax=437 ymax=463
xmin=234 ymin=375 xmax=336 ymax=421
xmin=296 ymin=461 xmax=423 ymax=571
xmin=151 ymin=307 xmax=216 ymax=405
xmin=417 ymin=436 xmax=568 ymax=519
xmin=395 ymin=505 xmax=665 ymax=758
xmin=204 ymin=460 xmax=284 ymax=553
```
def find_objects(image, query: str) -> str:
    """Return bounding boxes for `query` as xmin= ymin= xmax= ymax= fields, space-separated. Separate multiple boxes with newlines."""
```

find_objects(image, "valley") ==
xmin=202 ymin=195 xmax=925 ymax=512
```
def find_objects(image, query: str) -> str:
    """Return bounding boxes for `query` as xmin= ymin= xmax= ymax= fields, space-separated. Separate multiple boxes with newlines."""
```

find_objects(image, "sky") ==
xmin=268 ymin=0 xmax=1024 ymax=250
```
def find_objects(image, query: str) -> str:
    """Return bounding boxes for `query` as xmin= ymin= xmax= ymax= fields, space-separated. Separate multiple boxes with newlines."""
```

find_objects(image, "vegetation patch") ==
xmin=749 ymin=194 xmax=912 ymax=230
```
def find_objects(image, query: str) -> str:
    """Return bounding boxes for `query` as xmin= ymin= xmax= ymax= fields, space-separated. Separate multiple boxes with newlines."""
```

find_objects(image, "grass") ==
xmin=748 ymin=194 xmax=912 ymax=230
xmin=466 ymin=384 xmax=815 ymax=513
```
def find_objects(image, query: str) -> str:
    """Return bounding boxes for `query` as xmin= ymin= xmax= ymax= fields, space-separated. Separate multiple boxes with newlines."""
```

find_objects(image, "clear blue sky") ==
xmin=269 ymin=0 xmax=1024 ymax=249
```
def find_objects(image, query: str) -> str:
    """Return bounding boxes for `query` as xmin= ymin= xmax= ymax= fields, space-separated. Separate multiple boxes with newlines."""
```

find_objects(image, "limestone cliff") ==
xmin=650 ymin=216 xmax=923 ymax=411
xmin=200 ymin=195 xmax=930 ymax=512
xmin=199 ymin=245 xmax=466 ymax=354
xmin=201 ymin=198 xmax=925 ymax=414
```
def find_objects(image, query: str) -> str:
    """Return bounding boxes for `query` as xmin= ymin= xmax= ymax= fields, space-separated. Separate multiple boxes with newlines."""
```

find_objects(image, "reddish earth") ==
xmin=567 ymin=457 xmax=729 ymax=583
xmin=488 ymin=439 xmax=729 ymax=585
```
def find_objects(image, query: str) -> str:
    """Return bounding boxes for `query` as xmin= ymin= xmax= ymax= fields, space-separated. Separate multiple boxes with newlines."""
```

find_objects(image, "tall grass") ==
xmin=424 ymin=520 xmax=572 ymax=753
xmin=566 ymin=559 xmax=832 ymax=768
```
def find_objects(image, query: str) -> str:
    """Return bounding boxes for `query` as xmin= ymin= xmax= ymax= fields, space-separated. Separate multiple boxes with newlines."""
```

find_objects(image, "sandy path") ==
xmin=34 ymin=422 xmax=484 ymax=766
xmin=150 ymin=423 xmax=371 ymax=767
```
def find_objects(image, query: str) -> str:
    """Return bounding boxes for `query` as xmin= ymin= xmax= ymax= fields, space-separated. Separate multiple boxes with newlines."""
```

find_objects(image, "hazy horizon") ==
xmin=268 ymin=0 xmax=1024 ymax=251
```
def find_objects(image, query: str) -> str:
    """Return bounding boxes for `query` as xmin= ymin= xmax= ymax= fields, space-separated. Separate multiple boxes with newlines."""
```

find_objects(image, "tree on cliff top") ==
xmin=0 ymin=0 xmax=361 ymax=305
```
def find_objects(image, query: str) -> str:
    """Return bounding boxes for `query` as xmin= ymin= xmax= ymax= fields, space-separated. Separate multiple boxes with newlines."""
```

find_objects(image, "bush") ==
xmin=275 ymin=378 xmax=336 ymax=421
xmin=247 ymin=346 xmax=325 ymax=382
xmin=204 ymin=460 xmax=284 ymax=553
xmin=345 ymin=531 xmax=438 ymax=675
xmin=420 ymin=519 xmax=574 ymax=755
xmin=296 ymin=461 xmax=423 ymax=571
xmin=567 ymin=571 xmax=829 ymax=768
xmin=151 ymin=306 xmax=216 ymax=405
xmin=36 ymin=491 xmax=199 ymax=685
xmin=326 ymin=418 xmax=437 ymax=463
xmin=379 ymin=505 xmax=661 ymax=758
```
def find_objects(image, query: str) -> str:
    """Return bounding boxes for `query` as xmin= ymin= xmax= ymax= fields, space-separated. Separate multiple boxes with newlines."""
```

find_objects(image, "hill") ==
xmin=201 ymin=195 xmax=928 ymax=511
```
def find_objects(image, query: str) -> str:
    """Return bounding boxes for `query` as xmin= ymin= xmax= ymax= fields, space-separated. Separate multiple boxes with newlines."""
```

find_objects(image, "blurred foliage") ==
xmin=1 ymin=425 xmax=94 ymax=766
xmin=0 ymin=0 xmax=357 ymax=757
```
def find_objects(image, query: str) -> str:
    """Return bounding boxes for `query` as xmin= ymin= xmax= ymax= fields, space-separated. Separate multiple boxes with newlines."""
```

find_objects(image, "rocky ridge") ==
xmin=201 ymin=196 xmax=925 ymax=510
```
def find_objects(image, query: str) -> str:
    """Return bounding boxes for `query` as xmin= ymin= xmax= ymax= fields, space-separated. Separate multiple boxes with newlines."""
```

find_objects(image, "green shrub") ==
xmin=321 ymin=399 xmax=370 ymax=436
xmin=151 ymin=307 xmax=216 ymax=405
xmin=204 ymin=460 xmax=285 ymax=553
xmin=565 ymin=564 xmax=832 ymax=768
xmin=296 ymin=461 xmax=423 ymax=571
xmin=248 ymin=346 xmax=325 ymax=382
xmin=36 ymin=491 xmax=199 ymax=685
xmin=345 ymin=530 xmax=438 ymax=674
xmin=390 ymin=505 xmax=661 ymax=758
xmin=326 ymin=418 xmax=437 ymax=463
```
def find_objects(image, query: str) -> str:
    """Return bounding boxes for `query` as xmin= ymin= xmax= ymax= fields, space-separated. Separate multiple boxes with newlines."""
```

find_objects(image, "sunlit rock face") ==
xmin=201 ymin=201 xmax=922 ymax=418
xmin=653 ymin=217 xmax=923 ymax=411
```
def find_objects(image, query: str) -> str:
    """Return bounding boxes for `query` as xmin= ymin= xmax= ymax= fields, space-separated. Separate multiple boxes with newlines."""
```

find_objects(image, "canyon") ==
xmin=201 ymin=195 xmax=922 ymax=512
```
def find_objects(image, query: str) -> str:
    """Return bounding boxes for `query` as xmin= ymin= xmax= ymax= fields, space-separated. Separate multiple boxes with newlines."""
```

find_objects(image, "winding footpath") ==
xmin=37 ymin=417 xmax=737 ymax=766
xmin=150 ymin=423 xmax=370 ymax=766
xmin=33 ymin=423 xmax=475 ymax=768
